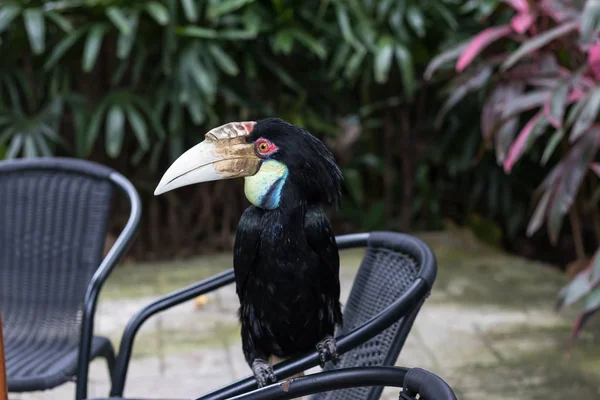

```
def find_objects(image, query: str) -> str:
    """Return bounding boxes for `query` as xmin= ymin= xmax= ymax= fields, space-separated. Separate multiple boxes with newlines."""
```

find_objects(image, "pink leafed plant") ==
xmin=426 ymin=0 xmax=600 ymax=344
xmin=456 ymin=26 xmax=513 ymax=72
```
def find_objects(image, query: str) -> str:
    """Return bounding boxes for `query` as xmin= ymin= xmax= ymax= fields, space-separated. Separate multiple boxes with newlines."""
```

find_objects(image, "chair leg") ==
xmin=105 ymin=350 xmax=117 ymax=383
xmin=92 ymin=340 xmax=117 ymax=385
xmin=76 ymin=342 xmax=117 ymax=400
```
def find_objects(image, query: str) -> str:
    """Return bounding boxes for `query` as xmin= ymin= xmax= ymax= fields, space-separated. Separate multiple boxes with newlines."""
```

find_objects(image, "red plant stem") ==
xmin=383 ymin=112 xmax=395 ymax=224
xmin=569 ymin=202 xmax=586 ymax=260
xmin=399 ymin=108 xmax=413 ymax=231
xmin=541 ymin=14 xmax=548 ymax=32
xmin=149 ymin=197 xmax=160 ymax=259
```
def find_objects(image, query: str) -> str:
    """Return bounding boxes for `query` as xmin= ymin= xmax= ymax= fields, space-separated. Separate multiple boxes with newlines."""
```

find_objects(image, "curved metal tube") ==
xmin=109 ymin=270 xmax=235 ymax=396
xmin=226 ymin=366 xmax=409 ymax=400
xmin=222 ymin=366 xmax=457 ymax=400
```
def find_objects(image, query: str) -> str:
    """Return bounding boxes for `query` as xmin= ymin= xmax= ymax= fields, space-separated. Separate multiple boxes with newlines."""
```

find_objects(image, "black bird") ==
xmin=154 ymin=118 xmax=343 ymax=387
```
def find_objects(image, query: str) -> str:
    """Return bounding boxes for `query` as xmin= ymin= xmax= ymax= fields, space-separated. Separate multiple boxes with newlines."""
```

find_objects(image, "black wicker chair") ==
xmin=0 ymin=157 xmax=142 ymax=400
xmin=96 ymin=231 xmax=436 ymax=400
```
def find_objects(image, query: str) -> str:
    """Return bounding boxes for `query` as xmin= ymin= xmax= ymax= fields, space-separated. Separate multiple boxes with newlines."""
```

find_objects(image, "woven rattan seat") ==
xmin=0 ymin=158 xmax=141 ymax=400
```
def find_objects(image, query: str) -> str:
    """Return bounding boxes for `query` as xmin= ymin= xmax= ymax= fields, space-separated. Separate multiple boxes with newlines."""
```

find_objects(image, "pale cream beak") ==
xmin=154 ymin=121 xmax=260 ymax=196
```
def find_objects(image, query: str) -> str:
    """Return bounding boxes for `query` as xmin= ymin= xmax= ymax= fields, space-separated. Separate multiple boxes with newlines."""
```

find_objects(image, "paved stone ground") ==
xmin=10 ymin=229 xmax=600 ymax=400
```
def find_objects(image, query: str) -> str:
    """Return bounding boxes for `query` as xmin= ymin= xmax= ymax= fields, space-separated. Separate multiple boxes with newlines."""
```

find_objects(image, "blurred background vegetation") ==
xmin=0 ymin=0 xmax=524 ymax=258
xmin=1 ymin=0 xmax=599 ymax=334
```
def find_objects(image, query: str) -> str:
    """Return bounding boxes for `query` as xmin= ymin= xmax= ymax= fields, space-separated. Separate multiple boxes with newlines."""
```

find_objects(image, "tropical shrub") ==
xmin=426 ymin=0 xmax=600 ymax=342
xmin=0 ymin=0 xmax=475 ymax=257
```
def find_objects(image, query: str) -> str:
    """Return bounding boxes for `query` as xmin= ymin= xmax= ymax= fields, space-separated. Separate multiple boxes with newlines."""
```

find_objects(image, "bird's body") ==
xmin=235 ymin=204 xmax=342 ymax=367
xmin=154 ymin=117 xmax=343 ymax=387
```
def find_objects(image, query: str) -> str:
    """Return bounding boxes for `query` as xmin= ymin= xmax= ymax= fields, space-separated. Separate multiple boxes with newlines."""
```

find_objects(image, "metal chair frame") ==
xmin=0 ymin=158 xmax=142 ymax=400
xmin=108 ymin=232 xmax=437 ymax=400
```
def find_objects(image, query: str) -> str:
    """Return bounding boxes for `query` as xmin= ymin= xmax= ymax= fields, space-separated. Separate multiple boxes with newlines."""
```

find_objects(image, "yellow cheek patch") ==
xmin=244 ymin=160 xmax=289 ymax=210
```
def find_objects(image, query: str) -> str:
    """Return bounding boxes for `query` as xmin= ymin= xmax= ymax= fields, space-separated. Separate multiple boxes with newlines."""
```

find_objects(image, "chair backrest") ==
xmin=312 ymin=232 xmax=436 ymax=400
xmin=0 ymin=312 xmax=7 ymax=400
xmin=0 ymin=158 xmax=116 ymax=348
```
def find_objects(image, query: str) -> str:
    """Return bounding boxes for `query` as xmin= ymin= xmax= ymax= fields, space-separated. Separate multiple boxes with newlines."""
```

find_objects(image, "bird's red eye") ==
xmin=255 ymin=138 xmax=277 ymax=156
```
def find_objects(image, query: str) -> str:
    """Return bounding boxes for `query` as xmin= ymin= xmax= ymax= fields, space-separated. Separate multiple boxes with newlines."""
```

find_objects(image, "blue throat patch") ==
xmin=244 ymin=160 xmax=289 ymax=210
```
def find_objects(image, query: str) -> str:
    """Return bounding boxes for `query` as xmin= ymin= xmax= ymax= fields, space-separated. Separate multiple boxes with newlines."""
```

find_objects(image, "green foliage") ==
xmin=0 ymin=0 xmax=458 ymax=156
xmin=0 ymin=0 xmax=471 ymax=237
xmin=426 ymin=0 xmax=600 ymax=342
xmin=1 ymin=0 xmax=551 ymax=288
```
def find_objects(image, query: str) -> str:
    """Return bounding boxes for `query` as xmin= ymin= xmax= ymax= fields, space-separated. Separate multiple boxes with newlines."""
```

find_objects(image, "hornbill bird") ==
xmin=154 ymin=118 xmax=343 ymax=387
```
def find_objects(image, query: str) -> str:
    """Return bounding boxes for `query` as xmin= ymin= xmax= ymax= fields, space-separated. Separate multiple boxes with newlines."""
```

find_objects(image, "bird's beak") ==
xmin=154 ymin=121 xmax=260 ymax=195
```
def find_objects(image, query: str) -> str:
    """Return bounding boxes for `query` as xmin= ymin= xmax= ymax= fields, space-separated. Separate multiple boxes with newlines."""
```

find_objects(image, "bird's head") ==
xmin=154 ymin=117 xmax=341 ymax=210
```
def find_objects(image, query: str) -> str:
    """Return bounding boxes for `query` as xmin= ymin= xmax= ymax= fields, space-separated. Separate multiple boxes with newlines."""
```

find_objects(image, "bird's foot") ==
xmin=252 ymin=358 xmax=277 ymax=388
xmin=316 ymin=335 xmax=339 ymax=368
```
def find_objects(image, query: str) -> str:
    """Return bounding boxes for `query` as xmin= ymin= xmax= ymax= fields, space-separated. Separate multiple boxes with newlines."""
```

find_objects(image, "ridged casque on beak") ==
xmin=154 ymin=121 xmax=260 ymax=195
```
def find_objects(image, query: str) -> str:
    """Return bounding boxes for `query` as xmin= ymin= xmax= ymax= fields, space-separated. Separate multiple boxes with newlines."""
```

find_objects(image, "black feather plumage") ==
xmin=233 ymin=118 xmax=343 ymax=384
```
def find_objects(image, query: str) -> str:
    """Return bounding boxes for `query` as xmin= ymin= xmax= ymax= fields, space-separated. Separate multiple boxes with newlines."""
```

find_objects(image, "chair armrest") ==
xmin=401 ymin=368 xmax=457 ymax=400
xmin=219 ymin=367 xmax=457 ymax=400
xmin=195 ymin=278 xmax=430 ymax=400
xmin=109 ymin=270 xmax=236 ymax=397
